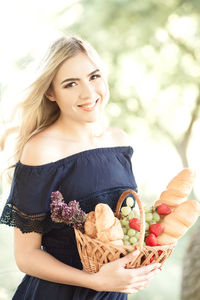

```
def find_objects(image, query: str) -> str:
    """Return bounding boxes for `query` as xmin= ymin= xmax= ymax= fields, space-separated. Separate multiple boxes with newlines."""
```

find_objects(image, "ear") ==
xmin=45 ymin=87 xmax=56 ymax=102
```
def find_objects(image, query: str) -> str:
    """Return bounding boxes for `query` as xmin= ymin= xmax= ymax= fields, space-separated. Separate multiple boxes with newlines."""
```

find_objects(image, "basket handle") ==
xmin=115 ymin=189 xmax=145 ymax=251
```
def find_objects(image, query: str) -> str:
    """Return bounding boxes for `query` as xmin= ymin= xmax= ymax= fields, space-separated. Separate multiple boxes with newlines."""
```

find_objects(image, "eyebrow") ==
xmin=60 ymin=69 xmax=100 ymax=85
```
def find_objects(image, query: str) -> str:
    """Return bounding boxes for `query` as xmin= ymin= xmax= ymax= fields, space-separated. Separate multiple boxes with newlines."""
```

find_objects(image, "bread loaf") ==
xmin=154 ymin=168 xmax=196 ymax=209
xmin=157 ymin=200 xmax=200 ymax=245
xmin=166 ymin=169 xmax=195 ymax=196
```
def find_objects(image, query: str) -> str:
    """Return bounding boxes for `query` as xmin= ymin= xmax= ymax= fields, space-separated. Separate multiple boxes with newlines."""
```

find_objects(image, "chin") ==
xmin=84 ymin=113 xmax=101 ymax=123
xmin=85 ymin=118 xmax=99 ymax=124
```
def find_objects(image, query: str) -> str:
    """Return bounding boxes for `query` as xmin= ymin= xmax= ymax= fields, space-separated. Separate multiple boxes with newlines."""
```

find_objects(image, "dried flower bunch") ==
xmin=50 ymin=191 xmax=86 ymax=231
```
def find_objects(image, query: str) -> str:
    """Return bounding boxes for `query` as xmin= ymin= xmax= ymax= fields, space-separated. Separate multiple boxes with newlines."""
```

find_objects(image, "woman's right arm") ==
xmin=14 ymin=228 xmax=160 ymax=294
xmin=14 ymin=227 xmax=95 ymax=287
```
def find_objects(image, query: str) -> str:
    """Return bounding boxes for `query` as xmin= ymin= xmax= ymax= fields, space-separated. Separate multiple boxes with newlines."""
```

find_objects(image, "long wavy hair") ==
xmin=0 ymin=36 xmax=109 ymax=180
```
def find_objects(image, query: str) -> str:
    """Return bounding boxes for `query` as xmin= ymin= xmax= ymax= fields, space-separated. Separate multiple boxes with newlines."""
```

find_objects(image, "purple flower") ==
xmin=50 ymin=191 xmax=86 ymax=232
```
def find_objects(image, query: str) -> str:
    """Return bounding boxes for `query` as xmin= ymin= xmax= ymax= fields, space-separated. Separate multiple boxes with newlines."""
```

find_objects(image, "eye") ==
xmin=90 ymin=74 xmax=101 ymax=81
xmin=64 ymin=82 xmax=77 ymax=88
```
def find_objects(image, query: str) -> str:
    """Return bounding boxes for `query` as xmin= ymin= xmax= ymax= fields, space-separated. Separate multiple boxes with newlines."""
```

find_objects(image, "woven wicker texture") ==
xmin=75 ymin=189 xmax=175 ymax=273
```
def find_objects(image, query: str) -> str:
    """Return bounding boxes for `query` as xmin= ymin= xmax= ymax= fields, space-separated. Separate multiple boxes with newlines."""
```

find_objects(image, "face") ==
xmin=47 ymin=52 xmax=108 ymax=124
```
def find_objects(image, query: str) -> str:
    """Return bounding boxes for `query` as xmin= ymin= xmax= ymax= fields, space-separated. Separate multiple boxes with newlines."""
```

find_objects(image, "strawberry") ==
xmin=129 ymin=218 xmax=140 ymax=231
xmin=149 ymin=223 xmax=164 ymax=237
xmin=145 ymin=233 xmax=158 ymax=246
xmin=157 ymin=203 xmax=171 ymax=215
xmin=150 ymin=257 xmax=154 ymax=263
xmin=158 ymin=250 xmax=163 ymax=255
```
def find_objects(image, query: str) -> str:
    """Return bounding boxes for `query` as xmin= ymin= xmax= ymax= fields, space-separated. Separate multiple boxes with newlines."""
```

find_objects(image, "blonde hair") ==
xmin=0 ymin=36 xmax=109 ymax=175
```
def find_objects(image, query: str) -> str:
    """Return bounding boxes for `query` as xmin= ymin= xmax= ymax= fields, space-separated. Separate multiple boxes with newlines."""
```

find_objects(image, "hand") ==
xmin=92 ymin=250 xmax=161 ymax=294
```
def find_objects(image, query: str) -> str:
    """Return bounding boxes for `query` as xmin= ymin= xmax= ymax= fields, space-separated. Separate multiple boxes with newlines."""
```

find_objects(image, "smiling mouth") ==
xmin=78 ymin=99 xmax=99 ymax=111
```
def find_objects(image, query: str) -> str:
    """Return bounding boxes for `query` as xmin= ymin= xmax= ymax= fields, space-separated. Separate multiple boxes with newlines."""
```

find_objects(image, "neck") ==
xmin=52 ymin=116 xmax=105 ymax=145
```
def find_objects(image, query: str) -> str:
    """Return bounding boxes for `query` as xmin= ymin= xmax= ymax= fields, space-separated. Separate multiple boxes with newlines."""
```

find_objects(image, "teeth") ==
xmin=80 ymin=99 xmax=98 ymax=109
xmin=83 ymin=103 xmax=95 ymax=108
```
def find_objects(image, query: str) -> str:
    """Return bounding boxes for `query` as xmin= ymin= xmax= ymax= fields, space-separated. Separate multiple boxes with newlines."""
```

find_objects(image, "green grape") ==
xmin=128 ymin=210 xmax=135 ymax=220
xmin=123 ymin=235 xmax=129 ymax=241
xmin=122 ymin=227 xmax=127 ymax=235
xmin=120 ymin=217 xmax=129 ymax=227
xmin=129 ymin=236 xmax=138 ymax=245
xmin=144 ymin=206 xmax=153 ymax=213
xmin=134 ymin=211 xmax=139 ymax=218
xmin=126 ymin=197 xmax=134 ymax=207
xmin=126 ymin=248 xmax=132 ymax=253
xmin=135 ymin=231 xmax=140 ymax=240
xmin=145 ymin=222 xmax=149 ymax=231
xmin=145 ymin=212 xmax=153 ymax=222
xmin=124 ymin=240 xmax=131 ymax=246
xmin=149 ymin=220 xmax=157 ymax=225
xmin=121 ymin=206 xmax=131 ymax=216
xmin=123 ymin=235 xmax=130 ymax=246
xmin=127 ymin=228 xmax=136 ymax=237
xmin=152 ymin=212 xmax=160 ymax=222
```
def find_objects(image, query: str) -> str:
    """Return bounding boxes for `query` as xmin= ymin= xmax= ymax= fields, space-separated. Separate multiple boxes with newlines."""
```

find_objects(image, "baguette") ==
xmin=157 ymin=200 xmax=200 ymax=245
xmin=154 ymin=168 xmax=196 ymax=209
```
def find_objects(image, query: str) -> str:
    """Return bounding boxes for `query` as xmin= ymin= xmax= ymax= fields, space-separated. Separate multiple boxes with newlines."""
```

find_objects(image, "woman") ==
xmin=0 ymin=36 xmax=160 ymax=299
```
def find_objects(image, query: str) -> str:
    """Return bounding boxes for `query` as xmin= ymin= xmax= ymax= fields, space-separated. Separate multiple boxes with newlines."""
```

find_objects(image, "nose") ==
xmin=79 ymin=81 xmax=94 ymax=100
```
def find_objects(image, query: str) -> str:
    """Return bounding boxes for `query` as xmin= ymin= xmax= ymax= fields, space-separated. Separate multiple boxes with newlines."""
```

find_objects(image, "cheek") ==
xmin=96 ymin=80 xmax=109 ymax=97
xmin=98 ymin=80 xmax=109 ymax=105
xmin=54 ymin=89 xmax=77 ymax=104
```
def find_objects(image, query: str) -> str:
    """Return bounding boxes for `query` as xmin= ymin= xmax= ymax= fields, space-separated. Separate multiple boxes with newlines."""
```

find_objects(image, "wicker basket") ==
xmin=74 ymin=189 xmax=176 ymax=273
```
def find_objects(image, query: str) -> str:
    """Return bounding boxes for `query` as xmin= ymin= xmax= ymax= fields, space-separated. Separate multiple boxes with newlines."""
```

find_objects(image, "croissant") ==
xmin=157 ymin=200 xmax=200 ymax=245
xmin=84 ymin=211 xmax=97 ymax=238
xmin=84 ymin=203 xmax=124 ymax=244
xmin=97 ymin=218 xmax=124 ymax=242
xmin=95 ymin=203 xmax=115 ymax=232
xmin=154 ymin=168 xmax=196 ymax=209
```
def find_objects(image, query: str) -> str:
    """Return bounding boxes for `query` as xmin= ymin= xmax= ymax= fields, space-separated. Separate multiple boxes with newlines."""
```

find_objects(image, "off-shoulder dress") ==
xmin=0 ymin=146 xmax=137 ymax=300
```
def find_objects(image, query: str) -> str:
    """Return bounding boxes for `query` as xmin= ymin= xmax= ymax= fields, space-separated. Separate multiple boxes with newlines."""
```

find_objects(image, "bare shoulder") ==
xmin=107 ymin=127 xmax=131 ymax=147
xmin=20 ymin=131 xmax=60 ymax=166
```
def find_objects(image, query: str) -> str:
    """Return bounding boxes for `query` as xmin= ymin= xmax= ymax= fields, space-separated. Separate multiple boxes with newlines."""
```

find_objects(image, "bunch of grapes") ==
xmin=120 ymin=197 xmax=170 ymax=246
xmin=120 ymin=197 xmax=141 ymax=246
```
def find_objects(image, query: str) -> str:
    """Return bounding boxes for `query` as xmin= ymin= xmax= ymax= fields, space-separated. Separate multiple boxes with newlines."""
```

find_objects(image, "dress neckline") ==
xmin=17 ymin=146 xmax=133 ymax=169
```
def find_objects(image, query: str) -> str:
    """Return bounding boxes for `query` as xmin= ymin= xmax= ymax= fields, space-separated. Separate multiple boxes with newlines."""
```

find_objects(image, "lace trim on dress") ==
xmin=0 ymin=204 xmax=61 ymax=234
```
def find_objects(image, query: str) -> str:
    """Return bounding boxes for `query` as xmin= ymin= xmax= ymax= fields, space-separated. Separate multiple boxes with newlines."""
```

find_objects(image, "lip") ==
xmin=78 ymin=102 xmax=94 ymax=107
xmin=78 ymin=99 xmax=99 ymax=111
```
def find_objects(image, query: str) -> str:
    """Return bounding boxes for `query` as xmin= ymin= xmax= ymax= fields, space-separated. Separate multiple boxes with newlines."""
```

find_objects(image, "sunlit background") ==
xmin=0 ymin=0 xmax=200 ymax=299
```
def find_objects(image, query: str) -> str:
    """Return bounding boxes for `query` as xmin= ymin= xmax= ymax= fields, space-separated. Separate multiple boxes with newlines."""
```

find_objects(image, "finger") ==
xmin=132 ymin=279 xmax=151 ymax=289
xmin=125 ymin=288 xmax=138 ymax=294
xmin=132 ymin=269 xmax=160 ymax=283
xmin=125 ymin=263 xmax=160 ymax=279
xmin=133 ymin=263 xmax=161 ymax=275
xmin=125 ymin=263 xmax=160 ymax=278
xmin=117 ymin=250 xmax=140 ymax=267
xmin=137 ymin=287 xmax=145 ymax=291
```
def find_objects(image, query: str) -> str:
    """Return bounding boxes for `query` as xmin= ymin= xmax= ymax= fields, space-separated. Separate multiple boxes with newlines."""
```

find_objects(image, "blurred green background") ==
xmin=0 ymin=0 xmax=200 ymax=299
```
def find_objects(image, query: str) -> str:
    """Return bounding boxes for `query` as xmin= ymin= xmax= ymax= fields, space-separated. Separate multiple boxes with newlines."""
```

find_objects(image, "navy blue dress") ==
xmin=0 ymin=146 xmax=137 ymax=300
